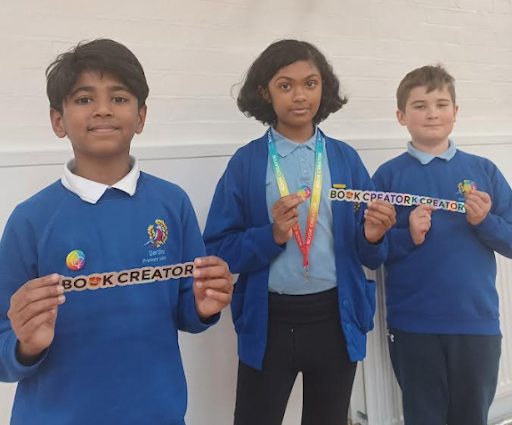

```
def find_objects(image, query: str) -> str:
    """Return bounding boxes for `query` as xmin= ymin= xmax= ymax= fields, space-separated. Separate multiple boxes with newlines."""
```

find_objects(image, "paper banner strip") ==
xmin=329 ymin=188 xmax=465 ymax=213
xmin=61 ymin=262 xmax=195 ymax=293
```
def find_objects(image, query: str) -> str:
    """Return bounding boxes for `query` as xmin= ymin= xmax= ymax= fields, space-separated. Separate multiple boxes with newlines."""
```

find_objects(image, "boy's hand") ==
xmin=465 ymin=190 xmax=492 ymax=226
xmin=409 ymin=205 xmax=436 ymax=245
xmin=193 ymin=256 xmax=234 ymax=320
xmin=364 ymin=201 xmax=396 ymax=244
xmin=8 ymin=274 xmax=66 ymax=365
xmin=271 ymin=194 xmax=304 ymax=245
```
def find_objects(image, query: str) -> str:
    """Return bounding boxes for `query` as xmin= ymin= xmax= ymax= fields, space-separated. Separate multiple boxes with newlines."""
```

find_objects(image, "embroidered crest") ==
xmin=145 ymin=219 xmax=168 ymax=248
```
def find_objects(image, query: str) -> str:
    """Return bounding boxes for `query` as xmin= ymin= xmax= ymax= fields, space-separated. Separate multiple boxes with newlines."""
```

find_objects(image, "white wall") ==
xmin=0 ymin=0 xmax=511 ymax=424
xmin=1 ymin=0 xmax=512 ymax=152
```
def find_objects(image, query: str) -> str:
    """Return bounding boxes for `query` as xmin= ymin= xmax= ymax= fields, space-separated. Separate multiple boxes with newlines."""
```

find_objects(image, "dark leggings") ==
xmin=234 ymin=288 xmax=357 ymax=425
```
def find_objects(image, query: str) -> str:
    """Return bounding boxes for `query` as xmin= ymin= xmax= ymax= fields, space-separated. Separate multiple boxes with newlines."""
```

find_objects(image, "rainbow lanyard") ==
xmin=267 ymin=128 xmax=324 ymax=280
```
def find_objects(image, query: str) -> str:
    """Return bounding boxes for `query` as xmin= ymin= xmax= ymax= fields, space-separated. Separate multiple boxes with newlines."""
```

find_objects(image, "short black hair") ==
xmin=237 ymin=39 xmax=347 ymax=126
xmin=46 ymin=39 xmax=149 ymax=113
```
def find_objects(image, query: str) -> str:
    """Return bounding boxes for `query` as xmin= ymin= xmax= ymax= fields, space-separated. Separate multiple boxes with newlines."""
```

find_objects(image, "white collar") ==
xmin=61 ymin=156 xmax=140 ymax=204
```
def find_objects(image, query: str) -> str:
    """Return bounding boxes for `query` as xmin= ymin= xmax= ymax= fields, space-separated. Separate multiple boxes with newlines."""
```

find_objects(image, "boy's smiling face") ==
xmin=397 ymin=85 xmax=458 ymax=154
xmin=50 ymin=70 xmax=146 ymax=160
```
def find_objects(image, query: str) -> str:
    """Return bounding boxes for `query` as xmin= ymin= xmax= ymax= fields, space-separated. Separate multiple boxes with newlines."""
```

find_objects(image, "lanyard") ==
xmin=267 ymin=128 xmax=324 ymax=280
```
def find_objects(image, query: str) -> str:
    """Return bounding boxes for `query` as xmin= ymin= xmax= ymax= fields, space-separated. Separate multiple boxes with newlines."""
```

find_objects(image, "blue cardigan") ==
xmin=204 ymin=130 xmax=388 ymax=370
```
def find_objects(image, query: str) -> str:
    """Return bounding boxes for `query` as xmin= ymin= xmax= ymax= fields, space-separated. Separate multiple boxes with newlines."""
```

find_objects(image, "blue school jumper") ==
xmin=0 ymin=172 xmax=216 ymax=425
xmin=373 ymin=149 xmax=512 ymax=335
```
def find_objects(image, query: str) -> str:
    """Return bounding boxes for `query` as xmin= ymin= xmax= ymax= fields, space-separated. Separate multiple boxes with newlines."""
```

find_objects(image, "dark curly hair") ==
xmin=237 ymin=39 xmax=347 ymax=126
xmin=46 ymin=39 xmax=149 ymax=113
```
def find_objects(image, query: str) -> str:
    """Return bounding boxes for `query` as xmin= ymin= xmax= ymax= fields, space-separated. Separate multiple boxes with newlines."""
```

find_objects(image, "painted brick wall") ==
xmin=0 ymin=0 xmax=511 ymax=151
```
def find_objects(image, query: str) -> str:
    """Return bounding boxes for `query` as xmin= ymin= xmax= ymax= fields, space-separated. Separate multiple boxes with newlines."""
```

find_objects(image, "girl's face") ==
xmin=265 ymin=60 xmax=322 ymax=137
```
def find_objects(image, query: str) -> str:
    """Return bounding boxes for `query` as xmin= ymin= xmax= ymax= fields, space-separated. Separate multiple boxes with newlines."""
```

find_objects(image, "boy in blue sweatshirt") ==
xmin=0 ymin=39 xmax=233 ymax=425
xmin=373 ymin=65 xmax=512 ymax=425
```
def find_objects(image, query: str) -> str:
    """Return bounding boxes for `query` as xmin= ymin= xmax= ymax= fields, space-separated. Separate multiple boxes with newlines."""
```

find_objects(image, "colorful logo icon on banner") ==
xmin=145 ymin=219 xmax=168 ymax=248
xmin=66 ymin=250 xmax=86 ymax=271
xmin=297 ymin=186 xmax=312 ymax=200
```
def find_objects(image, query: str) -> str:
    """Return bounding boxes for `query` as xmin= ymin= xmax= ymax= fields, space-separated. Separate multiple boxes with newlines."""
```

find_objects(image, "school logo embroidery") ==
xmin=456 ymin=180 xmax=477 ymax=201
xmin=145 ymin=219 xmax=168 ymax=248
xmin=66 ymin=250 xmax=86 ymax=271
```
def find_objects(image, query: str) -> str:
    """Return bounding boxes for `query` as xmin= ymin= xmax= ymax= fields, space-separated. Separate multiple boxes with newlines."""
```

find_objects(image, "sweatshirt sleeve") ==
xmin=471 ymin=164 xmax=512 ymax=258
xmin=177 ymin=193 xmax=219 ymax=334
xmin=351 ymin=151 xmax=389 ymax=270
xmin=0 ymin=208 xmax=49 ymax=382
xmin=203 ymin=152 xmax=284 ymax=274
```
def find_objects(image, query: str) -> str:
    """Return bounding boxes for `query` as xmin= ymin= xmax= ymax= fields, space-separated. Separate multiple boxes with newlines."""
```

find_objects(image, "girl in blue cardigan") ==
xmin=204 ymin=39 xmax=395 ymax=425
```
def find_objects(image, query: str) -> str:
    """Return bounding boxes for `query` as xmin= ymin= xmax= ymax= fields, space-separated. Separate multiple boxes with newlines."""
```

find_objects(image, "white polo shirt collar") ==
xmin=61 ymin=156 xmax=140 ymax=204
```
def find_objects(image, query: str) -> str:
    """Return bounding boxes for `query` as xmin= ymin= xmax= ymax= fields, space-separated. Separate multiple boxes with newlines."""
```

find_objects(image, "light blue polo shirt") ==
xmin=407 ymin=139 xmax=457 ymax=164
xmin=266 ymin=127 xmax=337 ymax=295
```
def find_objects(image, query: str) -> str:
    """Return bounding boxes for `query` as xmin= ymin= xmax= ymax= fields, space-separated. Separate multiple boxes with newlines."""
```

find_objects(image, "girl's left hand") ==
xmin=465 ymin=190 xmax=492 ymax=226
xmin=364 ymin=201 xmax=396 ymax=244
xmin=193 ymin=256 xmax=234 ymax=319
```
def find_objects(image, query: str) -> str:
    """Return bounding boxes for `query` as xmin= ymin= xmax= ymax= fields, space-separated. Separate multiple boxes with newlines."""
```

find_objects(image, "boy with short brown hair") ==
xmin=373 ymin=64 xmax=512 ymax=425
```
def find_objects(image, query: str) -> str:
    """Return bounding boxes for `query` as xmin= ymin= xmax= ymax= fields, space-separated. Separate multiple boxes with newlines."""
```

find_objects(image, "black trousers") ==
xmin=388 ymin=327 xmax=502 ymax=425
xmin=234 ymin=288 xmax=357 ymax=425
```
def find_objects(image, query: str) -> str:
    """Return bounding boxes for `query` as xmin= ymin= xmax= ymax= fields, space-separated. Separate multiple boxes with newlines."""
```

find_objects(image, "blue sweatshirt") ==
xmin=0 ymin=172 xmax=215 ymax=425
xmin=373 ymin=150 xmax=512 ymax=335
xmin=203 ymin=130 xmax=388 ymax=370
